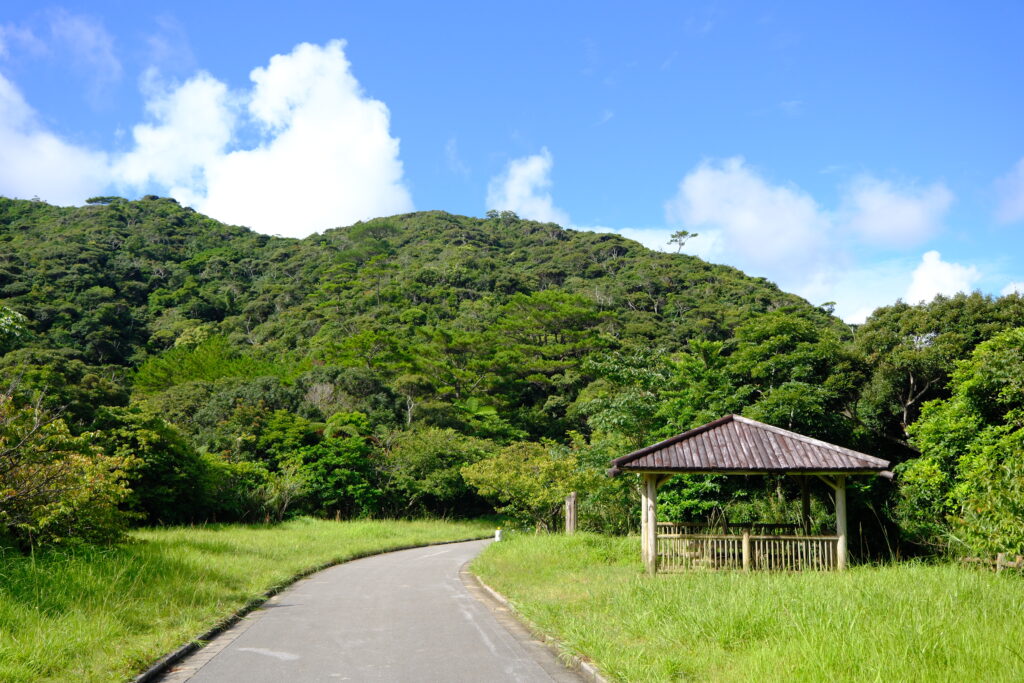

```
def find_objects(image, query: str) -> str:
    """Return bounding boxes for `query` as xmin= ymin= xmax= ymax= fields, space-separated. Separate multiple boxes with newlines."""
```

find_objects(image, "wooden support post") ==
xmin=742 ymin=530 xmax=751 ymax=571
xmin=640 ymin=477 xmax=649 ymax=566
xmin=800 ymin=477 xmax=811 ymax=536
xmin=565 ymin=491 xmax=577 ymax=534
xmin=835 ymin=475 xmax=848 ymax=571
xmin=643 ymin=474 xmax=658 ymax=575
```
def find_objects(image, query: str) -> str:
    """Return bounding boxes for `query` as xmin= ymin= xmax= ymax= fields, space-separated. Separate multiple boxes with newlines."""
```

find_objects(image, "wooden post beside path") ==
xmin=565 ymin=492 xmax=577 ymax=534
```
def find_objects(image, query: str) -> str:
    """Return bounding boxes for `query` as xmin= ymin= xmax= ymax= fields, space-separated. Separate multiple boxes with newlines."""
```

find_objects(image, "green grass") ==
xmin=0 ymin=517 xmax=492 ymax=682
xmin=472 ymin=533 xmax=1024 ymax=682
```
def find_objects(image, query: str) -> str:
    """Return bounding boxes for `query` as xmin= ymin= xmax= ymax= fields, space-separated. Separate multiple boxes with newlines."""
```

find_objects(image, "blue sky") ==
xmin=2 ymin=1 xmax=1023 ymax=321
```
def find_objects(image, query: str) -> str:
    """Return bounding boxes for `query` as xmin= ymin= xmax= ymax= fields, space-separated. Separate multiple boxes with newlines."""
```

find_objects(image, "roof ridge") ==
xmin=610 ymin=414 xmax=735 ymax=467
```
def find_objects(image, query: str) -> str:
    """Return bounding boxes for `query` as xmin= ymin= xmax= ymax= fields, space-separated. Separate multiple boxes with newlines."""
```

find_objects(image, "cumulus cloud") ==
xmin=905 ymin=251 xmax=980 ymax=304
xmin=486 ymin=147 xmax=570 ymax=225
xmin=664 ymin=159 xmax=957 ymax=275
xmin=607 ymin=226 xmax=721 ymax=261
xmin=660 ymin=157 xmax=965 ymax=321
xmin=664 ymin=157 xmax=829 ymax=275
xmin=995 ymin=158 xmax=1024 ymax=224
xmin=112 ymin=71 xmax=234 ymax=194
xmin=114 ymin=40 xmax=413 ymax=236
xmin=0 ymin=73 xmax=108 ymax=204
xmin=840 ymin=175 xmax=953 ymax=247
xmin=1001 ymin=281 xmax=1024 ymax=296
xmin=800 ymin=258 xmax=917 ymax=324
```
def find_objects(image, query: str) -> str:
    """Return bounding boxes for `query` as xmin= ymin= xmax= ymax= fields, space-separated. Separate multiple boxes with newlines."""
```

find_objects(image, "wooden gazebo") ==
xmin=608 ymin=415 xmax=891 ymax=573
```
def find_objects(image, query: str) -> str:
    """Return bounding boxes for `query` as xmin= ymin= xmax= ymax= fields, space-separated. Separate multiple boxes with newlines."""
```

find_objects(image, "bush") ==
xmin=89 ymin=407 xmax=214 ymax=524
xmin=462 ymin=441 xmax=577 ymax=531
xmin=381 ymin=427 xmax=495 ymax=516
xmin=0 ymin=396 xmax=132 ymax=548
xmin=291 ymin=438 xmax=381 ymax=519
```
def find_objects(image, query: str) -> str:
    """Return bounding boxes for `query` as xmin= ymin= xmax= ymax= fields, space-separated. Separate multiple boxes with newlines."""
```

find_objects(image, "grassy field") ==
xmin=472 ymin=533 xmax=1024 ymax=682
xmin=0 ymin=517 xmax=492 ymax=682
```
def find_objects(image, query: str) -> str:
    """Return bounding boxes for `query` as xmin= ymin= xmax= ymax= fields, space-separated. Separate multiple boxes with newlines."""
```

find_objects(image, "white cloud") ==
xmin=604 ymin=226 xmax=721 ymax=261
xmin=114 ymin=40 xmax=413 ymax=237
xmin=0 ymin=23 xmax=46 ymax=59
xmin=112 ymin=71 xmax=235 ymax=194
xmin=1001 ymin=281 xmax=1024 ymax=296
xmin=840 ymin=175 xmax=953 ymax=247
xmin=664 ymin=157 xmax=829 ymax=277
xmin=661 ymin=158 xmax=968 ymax=322
xmin=203 ymin=41 xmax=413 ymax=235
xmin=486 ymin=147 xmax=570 ymax=225
xmin=47 ymin=10 xmax=121 ymax=84
xmin=799 ymin=258 xmax=916 ymax=324
xmin=0 ymin=72 xmax=108 ymax=204
xmin=995 ymin=158 xmax=1024 ymax=224
xmin=144 ymin=14 xmax=196 ymax=75
xmin=445 ymin=137 xmax=469 ymax=177
xmin=610 ymin=227 xmax=673 ymax=252
xmin=905 ymin=250 xmax=980 ymax=304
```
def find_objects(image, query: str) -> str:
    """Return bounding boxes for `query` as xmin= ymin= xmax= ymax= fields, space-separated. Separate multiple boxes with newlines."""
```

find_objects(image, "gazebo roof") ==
xmin=609 ymin=414 xmax=890 ymax=476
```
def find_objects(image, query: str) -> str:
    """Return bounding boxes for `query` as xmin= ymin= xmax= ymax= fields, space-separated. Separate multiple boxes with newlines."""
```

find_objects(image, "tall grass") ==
xmin=0 ymin=517 xmax=491 ymax=682
xmin=472 ymin=533 xmax=1024 ymax=682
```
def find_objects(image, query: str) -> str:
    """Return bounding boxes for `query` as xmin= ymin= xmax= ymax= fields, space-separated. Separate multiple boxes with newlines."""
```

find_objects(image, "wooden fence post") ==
xmin=742 ymin=530 xmax=750 ymax=571
xmin=565 ymin=492 xmax=577 ymax=534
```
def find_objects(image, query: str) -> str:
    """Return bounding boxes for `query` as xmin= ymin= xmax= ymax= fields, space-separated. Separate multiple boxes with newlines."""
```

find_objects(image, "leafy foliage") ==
xmin=0 ymin=306 xmax=30 ymax=355
xmin=380 ymin=427 xmax=495 ymax=515
xmin=462 ymin=442 xmax=579 ymax=530
xmin=0 ymin=395 xmax=132 ymax=547
xmin=899 ymin=327 xmax=1024 ymax=555
xmin=89 ymin=407 xmax=213 ymax=524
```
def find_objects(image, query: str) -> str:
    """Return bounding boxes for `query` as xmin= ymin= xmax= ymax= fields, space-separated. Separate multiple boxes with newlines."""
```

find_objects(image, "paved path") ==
xmin=160 ymin=540 xmax=583 ymax=682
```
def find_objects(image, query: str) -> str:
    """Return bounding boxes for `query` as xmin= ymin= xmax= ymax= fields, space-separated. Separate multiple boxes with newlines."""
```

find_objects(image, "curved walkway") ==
xmin=159 ymin=539 xmax=583 ymax=682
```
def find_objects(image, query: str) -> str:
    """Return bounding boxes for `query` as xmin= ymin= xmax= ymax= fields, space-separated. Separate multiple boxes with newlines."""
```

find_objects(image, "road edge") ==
xmin=461 ymin=567 xmax=611 ymax=683
xmin=131 ymin=534 xmax=491 ymax=683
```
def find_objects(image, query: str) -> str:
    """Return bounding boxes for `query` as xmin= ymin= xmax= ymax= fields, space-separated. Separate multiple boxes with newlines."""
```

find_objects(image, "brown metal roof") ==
xmin=609 ymin=415 xmax=890 ymax=475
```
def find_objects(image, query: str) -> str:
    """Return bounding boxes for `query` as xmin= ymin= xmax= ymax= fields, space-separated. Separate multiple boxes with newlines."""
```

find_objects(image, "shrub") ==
xmin=0 ymin=395 xmax=132 ymax=548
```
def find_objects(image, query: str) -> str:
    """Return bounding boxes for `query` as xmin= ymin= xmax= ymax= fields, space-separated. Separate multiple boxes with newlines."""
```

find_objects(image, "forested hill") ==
xmin=4 ymin=194 xmax=1024 ymax=558
xmin=0 ymin=195 xmax=827 ymax=440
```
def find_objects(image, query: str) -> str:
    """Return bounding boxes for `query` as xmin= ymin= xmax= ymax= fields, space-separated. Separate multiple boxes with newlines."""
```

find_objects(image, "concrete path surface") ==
xmin=159 ymin=539 xmax=584 ymax=682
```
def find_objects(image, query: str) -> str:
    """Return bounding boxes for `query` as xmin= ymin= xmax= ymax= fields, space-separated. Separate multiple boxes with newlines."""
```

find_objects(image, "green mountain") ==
xmin=5 ymin=195 xmax=1023 ymax=558
xmin=0 ymin=196 xmax=830 ymax=441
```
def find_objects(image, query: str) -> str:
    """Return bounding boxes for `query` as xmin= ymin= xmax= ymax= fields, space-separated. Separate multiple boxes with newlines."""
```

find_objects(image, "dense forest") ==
xmin=1 ymin=195 xmax=1022 ymax=558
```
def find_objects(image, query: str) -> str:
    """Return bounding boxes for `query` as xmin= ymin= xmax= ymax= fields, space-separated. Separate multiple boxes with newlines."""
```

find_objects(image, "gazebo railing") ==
xmin=656 ymin=530 xmax=840 ymax=571
xmin=656 ymin=521 xmax=800 ymax=536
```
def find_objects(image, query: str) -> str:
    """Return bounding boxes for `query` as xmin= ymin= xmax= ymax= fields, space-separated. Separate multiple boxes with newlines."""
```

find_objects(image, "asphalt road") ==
xmin=159 ymin=539 xmax=584 ymax=682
